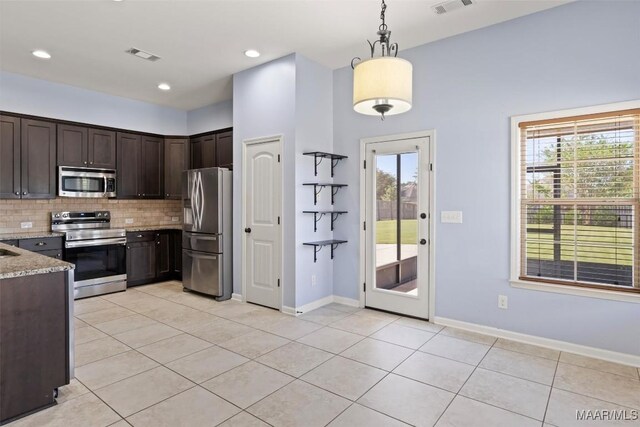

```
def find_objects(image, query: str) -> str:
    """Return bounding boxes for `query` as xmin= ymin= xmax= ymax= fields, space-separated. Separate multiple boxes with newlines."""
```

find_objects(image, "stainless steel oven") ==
xmin=58 ymin=166 xmax=117 ymax=198
xmin=52 ymin=211 xmax=127 ymax=299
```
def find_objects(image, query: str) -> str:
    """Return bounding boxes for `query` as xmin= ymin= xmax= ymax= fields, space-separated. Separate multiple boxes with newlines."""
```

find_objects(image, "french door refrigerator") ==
xmin=182 ymin=167 xmax=232 ymax=300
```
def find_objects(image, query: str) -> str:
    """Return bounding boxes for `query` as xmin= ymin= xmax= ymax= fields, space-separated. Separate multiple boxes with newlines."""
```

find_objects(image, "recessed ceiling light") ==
xmin=158 ymin=83 xmax=171 ymax=91
xmin=32 ymin=50 xmax=51 ymax=59
xmin=244 ymin=49 xmax=260 ymax=58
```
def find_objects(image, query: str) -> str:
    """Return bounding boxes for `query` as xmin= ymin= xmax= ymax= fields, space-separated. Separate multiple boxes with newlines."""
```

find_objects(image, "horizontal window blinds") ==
xmin=520 ymin=110 xmax=639 ymax=291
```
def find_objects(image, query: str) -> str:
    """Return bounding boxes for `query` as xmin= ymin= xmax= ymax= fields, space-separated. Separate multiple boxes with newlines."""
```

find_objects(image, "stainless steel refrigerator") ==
xmin=182 ymin=167 xmax=232 ymax=300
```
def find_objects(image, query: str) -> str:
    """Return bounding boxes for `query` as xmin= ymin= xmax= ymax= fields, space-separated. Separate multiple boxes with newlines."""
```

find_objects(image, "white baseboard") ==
xmin=332 ymin=295 xmax=360 ymax=308
xmin=231 ymin=293 xmax=243 ymax=302
xmin=295 ymin=295 xmax=334 ymax=314
xmin=433 ymin=316 xmax=640 ymax=368
xmin=281 ymin=306 xmax=297 ymax=316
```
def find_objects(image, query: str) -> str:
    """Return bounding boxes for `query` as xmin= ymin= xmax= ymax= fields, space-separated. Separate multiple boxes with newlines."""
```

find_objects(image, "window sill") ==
xmin=510 ymin=279 xmax=640 ymax=304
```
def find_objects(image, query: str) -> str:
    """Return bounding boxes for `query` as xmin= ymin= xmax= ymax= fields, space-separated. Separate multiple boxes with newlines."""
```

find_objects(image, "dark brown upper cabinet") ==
xmin=191 ymin=133 xmax=216 ymax=169
xmin=116 ymin=132 xmax=142 ymax=198
xmin=88 ymin=128 xmax=116 ymax=169
xmin=116 ymin=132 xmax=163 ymax=199
xmin=141 ymin=135 xmax=164 ymax=198
xmin=1 ymin=116 xmax=56 ymax=199
xmin=0 ymin=115 xmax=21 ymax=199
xmin=57 ymin=124 xmax=87 ymax=167
xmin=164 ymin=138 xmax=189 ymax=199
xmin=216 ymin=131 xmax=233 ymax=169
xmin=58 ymin=125 xmax=116 ymax=169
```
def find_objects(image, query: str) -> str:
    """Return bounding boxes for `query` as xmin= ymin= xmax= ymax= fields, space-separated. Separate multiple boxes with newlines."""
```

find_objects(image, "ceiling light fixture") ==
xmin=244 ymin=49 xmax=260 ymax=58
xmin=158 ymin=83 xmax=171 ymax=91
xmin=351 ymin=0 xmax=412 ymax=120
xmin=32 ymin=50 xmax=51 ymax=59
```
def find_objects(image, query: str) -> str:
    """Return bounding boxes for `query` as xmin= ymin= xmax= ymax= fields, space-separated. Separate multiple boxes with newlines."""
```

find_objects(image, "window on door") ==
xmin=516 ymin=108 xmax=640 ymax=293
xmin=375 ymin=152 xmax=419 ymax=294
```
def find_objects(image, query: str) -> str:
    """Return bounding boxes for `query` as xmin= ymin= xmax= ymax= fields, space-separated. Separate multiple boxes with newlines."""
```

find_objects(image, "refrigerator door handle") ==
xmin=184 ymin=249 xmax=218 ymax=259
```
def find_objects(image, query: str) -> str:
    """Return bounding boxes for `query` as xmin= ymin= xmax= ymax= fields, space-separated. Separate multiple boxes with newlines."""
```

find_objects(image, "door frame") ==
xmin=241 ymin=135 xmax=284 ymax=310
xmin=359 ymin=130 xmax=437 ymax=319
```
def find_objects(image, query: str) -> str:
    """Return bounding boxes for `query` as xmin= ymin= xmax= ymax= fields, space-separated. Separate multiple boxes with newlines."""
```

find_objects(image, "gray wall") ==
xmin=232 ymin=54 xmax=298 ymax=308
xmin=294 ymin=54 xmax=335 ymax=307
xmin=187 ymin=100 xmax=233 ymax=135
xmin=0 ymin=71 xmax=187 ymax=135
xmin=332 ymin=1 xmax=640 ymax=355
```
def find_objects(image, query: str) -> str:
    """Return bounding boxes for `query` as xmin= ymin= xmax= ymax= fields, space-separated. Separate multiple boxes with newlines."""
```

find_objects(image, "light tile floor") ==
xmin=7 ymin=280 xmax=640 ymax=427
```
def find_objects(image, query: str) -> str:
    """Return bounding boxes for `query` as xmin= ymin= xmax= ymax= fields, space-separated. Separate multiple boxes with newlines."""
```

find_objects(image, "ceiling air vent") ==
xmin=125 ymin=48 xmax=161 ymax=62
xmin=432 ymin=0 xmax=474 ymax=15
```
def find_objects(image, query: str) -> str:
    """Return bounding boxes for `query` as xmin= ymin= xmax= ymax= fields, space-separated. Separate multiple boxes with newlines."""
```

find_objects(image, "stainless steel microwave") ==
xmin=58 ymin=166 xmax=117 ymax=198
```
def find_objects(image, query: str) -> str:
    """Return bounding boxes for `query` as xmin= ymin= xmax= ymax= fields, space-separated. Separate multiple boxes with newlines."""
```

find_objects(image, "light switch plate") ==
xmin=20 ymin=222 xmax=33 ymax=229
xmin=441 ymin=211 xmax=463 ymax=223
xmin=125 ymin=218 xmax=134 ymax=224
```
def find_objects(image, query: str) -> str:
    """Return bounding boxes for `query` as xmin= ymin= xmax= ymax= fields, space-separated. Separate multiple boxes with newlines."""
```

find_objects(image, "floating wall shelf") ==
xmin=302 ymin=183 xmax=347 ymax=205
xmin=303 ymin=240 xmax=348 ymax=263
xmin=303 ymin=210 xmax=348 ymax=232
xmin=303 ymin=152 xmax=348 ymax=177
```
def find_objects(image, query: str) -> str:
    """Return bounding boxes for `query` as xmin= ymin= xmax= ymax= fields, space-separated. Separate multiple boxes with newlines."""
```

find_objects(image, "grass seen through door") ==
xmin=376 ymin=219 xmax=417 ymax=244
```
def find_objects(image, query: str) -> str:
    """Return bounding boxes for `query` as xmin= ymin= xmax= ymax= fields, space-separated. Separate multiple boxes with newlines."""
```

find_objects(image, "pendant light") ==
xmin=352 ymin=0 xmax=412 ymax=120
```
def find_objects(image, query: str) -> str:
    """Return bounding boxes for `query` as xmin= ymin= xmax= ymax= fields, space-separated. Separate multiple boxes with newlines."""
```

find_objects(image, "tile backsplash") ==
xmin=0 ymin=199 xmax=182 ymax=234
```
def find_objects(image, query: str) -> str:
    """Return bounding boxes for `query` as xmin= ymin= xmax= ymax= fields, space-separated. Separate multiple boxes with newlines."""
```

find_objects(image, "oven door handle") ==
xmin=65 ymin=237 xmax=127 ymax=248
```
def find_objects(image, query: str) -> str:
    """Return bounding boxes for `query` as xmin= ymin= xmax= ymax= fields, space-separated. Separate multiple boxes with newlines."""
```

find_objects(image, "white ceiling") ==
xmin=0 ymin=0 xmax=571 ymax=110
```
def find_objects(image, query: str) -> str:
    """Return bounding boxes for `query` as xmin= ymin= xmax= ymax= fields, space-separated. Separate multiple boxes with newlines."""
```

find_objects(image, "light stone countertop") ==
xmin=0 ymin=242 xmax=74 ymax=279
xmin=0 ymin=231 xmax=65 ymax=240
xmin=124 ymin=225 xmax=183 ymax=232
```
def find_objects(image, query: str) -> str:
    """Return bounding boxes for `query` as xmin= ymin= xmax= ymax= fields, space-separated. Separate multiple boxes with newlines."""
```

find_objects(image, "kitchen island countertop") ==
xmin=0 ymin=242 xmax=73 ymax=279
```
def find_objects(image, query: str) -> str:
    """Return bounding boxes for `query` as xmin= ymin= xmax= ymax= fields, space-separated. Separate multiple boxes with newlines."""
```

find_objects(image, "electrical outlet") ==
xmin=311 ymin=274 xmax=317 ymax=287
xmin=498 ymin=295 xmax=508 ymax=309
xmin=171 ymin=216 xmax=179 ymax=222
xmin=125 ymin=218 xmax=134 ymax=224
xmin=20 ymin=222 xmax=33 ymax=229
xmin=441 ymin=211 xmax=463 ymax=223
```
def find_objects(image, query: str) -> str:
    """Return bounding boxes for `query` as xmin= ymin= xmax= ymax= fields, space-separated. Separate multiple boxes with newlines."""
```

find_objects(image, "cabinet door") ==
xmin=201 ymin=134 xmax=217 ymax=168
xmin=116 ymin=132 xmax=142 ymax=198
xmin=0 ymin=115 xmax=21 ymax=199
xmin=172 ymin=230 xmax=182 ymax=277
xmin=20 ymin=119 xmax=56 ymax=199
xmin=88 ymin=128 xmax=116 ymax=169
xmin=164 ymin=138 xmax=189 ymax=199
xmin=190 ymin=136 xmax=204 ymax=169
xmin=57 ymin=124 xmax=87 ymax=167
xmin=156 ymin=231 xmax=172 ymax=279
xmin=126 ymin=241 xmax=156 ymax=284
xmin=141 ymin=136 xmax=164 ymax=198
xmin=216 ymin=131 xmax=233 ymax=168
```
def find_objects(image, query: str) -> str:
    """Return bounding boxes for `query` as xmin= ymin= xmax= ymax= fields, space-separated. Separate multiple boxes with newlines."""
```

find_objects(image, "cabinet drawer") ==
xmin=37 ymin=249 xmax=63 ymax=259
xmin=0 ymin=240 xmax=18 ymax=247
xmin=19 ymin=237 xmax=63 ymax=251
xmin=126 ymin=231 xmax=156 ymax=243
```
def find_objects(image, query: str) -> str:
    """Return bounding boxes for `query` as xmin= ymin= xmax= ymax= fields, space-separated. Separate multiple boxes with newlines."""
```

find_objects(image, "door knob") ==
xmin=244 ymin=228 xmax=252 ymax=233
xmin=420 ymin=213 xmax=427 ymax=219
xmin=420 ymin=239 xmax=427 ymax=245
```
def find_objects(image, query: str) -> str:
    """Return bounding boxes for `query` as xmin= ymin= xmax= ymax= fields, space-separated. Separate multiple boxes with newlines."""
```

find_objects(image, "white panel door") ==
xmin=244 ymin=138 xmax=282 ymax=309
xmin=364 ymin=137 xmax=430 ymax=318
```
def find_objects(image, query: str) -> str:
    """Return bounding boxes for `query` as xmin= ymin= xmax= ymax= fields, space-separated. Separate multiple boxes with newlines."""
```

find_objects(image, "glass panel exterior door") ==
xmin=365 ymin=136 xmax=430 ymax=319
xmin=375 ymin=152 xmax=419 ymax=295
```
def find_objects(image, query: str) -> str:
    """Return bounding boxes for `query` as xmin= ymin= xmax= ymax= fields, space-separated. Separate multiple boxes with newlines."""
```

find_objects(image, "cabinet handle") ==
xmin=84 ymin=161 xmax=87 ymax=165
xmin=22 ymin=191 xmax=27 ymax=195
xmin=166 ymin=193 xmax=169 ymax=197
xmin=14 ymin=192 xmax=19 ymax=196
xmin=136 ymin=234 xmax=143 ymax=238
xmin=89 ymin=161 xmax=93 ymax=165
xmin=35 ymin=242 xmax=47 ymax=246
xmin=157 ymin=241 xmax=160 ymax=245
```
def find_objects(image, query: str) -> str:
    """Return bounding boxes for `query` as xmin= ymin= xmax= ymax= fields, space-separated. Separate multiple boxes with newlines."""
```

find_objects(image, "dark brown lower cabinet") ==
xmin=156 ymin=231 xmax=172 ymax=280
xmin=126 ymin=230 xmax=181 ymax=286
xmin=0 ymin=271 xmax=70 ymax=424
xmin=126 ymin=234 xmax=157 ymax=286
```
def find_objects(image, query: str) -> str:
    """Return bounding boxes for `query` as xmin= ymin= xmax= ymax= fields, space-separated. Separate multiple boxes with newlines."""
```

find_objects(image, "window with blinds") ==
xmin=519 ymin=109 xmax=639 ymax=292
